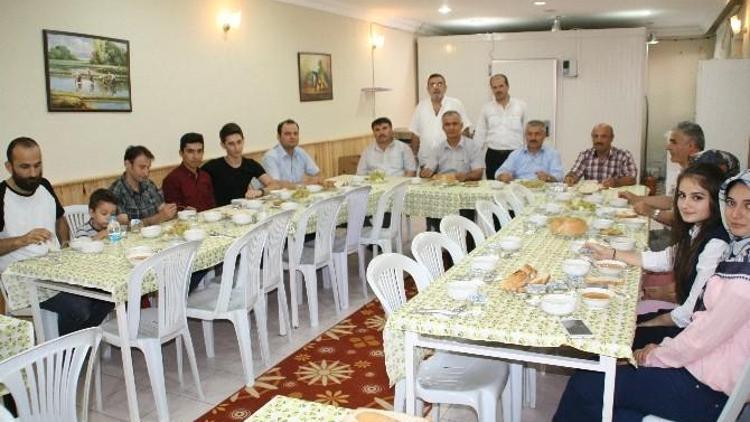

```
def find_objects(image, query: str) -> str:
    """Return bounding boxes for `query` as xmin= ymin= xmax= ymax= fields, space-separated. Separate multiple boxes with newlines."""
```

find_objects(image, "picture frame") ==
xmin=297 ymin=52 xmax=333 ymax=102
xmin=43 ymin=29 xmax=132 ymax=112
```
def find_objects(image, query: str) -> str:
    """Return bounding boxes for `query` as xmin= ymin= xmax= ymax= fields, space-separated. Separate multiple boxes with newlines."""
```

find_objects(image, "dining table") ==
xmin=0 ymin=314 xmax=34 ymax=395
xmin=383 ymin=183 xmax=649 ymax=422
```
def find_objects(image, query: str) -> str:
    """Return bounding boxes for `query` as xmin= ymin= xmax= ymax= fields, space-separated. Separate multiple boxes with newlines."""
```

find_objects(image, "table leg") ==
xmin=27 ymin=283 xmax=45 ymax=344
xmin=601 ymin=356 xmax=617 ymax=422
xmin=116 ymin=303 xmax=140 ymax=422
xmin=404 ymin=331 xmax=417 ymax=415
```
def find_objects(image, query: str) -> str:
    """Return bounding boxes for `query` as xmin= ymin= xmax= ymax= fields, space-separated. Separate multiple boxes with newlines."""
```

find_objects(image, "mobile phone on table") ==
xmin=560 ymin=318 xmax=594 ymax=338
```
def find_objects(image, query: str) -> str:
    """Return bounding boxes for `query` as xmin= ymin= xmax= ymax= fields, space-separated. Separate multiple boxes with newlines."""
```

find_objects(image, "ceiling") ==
xmin=275 ymin=0 xmax=733 ymax=37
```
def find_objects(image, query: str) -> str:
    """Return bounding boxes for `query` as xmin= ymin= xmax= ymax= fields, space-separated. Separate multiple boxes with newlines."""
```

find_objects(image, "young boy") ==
xmin=75 ymin=189 xmax=118 ymax=239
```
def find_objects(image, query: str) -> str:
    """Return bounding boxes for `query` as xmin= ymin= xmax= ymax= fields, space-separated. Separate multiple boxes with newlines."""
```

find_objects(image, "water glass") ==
xmin=130 ymin=219 xmax=142 ymax=234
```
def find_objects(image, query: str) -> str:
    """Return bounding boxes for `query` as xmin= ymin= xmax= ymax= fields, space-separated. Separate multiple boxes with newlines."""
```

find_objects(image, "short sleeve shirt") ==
xmin=423 ymin=136 xmax=484 ymax=174
xmin=409 ymin=96 xmax=472 ymax=163
xmin=568 ymin=146 xmax=637 ymax=182
xmin=202 ymin=157 xmax=266 ymax=206
xmin=109 ymin=175 xmax=164 ymax=220
xmin=356 ymin=140 xmax=417 ymax=176
xmin=261 ymin=144 xmax=320 ymax=184
xmin=474 ymin=97 xmax=527 ymax=150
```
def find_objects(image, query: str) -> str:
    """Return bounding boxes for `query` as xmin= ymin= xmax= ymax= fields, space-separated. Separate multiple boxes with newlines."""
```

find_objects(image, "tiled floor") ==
xmin=84 ymin=220 xmax=569 ymax=421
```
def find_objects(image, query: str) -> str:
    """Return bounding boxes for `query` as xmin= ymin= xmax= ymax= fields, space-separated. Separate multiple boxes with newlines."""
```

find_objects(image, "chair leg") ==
xmin=94 ymin=348 xmax=103 ymax=412
xmin=230 ymin=312 xmax=256 ymax=386
xmin=509 ymin=363 xmax=523 ymax=422
xmin=175 ymin=335 xmax=184 ymax=387
xmin=275 ymin=284 xmax=293 ymax=341
xmin=302 ymin=267 xmax=319 ymax=327
xmin=253 ymin=298 xmax=271 ymax=367
xmin=141 ymin=342 xmax=170 ymax=421
xmin=326 ymin=262 xmax=342 ymax=315
xmin=524 ymin=367 xmax=537 ymax=408
xmin=201 ymin=320 xmax=215 ymax=358
xmin=477 ymin=391 xmax=498 ymax=422
xmin=357 ymin=245 xmax=368 ymax=299
xmin=502 ymin=381 xmax=512 ymax=422
xmin=289 ymin=268 xmax=300 ymax=328
xmin=181 ymin=328 xmax=205 ymax=400
xmin=333 ymin=253 xmax=349 ymax=310
xmin=394 ymin=380 xmax=405 ymax=413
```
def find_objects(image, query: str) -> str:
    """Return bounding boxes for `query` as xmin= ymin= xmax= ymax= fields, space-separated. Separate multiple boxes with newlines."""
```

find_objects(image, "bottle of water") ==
xmin=107 ymin=216 xmax=122 ymax=244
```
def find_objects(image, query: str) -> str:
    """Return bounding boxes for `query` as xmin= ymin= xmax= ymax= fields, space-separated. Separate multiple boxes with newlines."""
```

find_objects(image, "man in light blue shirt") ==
xmin=262 ymin=119 xmax=322 ymax=187
xmin=495 ymin=120 xmax=563 ymax=182
xmin=420 ymin=111 xmax=484 ymax=181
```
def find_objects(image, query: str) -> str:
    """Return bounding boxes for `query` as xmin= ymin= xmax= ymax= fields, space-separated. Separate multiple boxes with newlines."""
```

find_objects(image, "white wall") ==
xmin=417 ymin=28 xmax=648 ymax=173
xmin=0 ymin=0 xmax=416 ymax=182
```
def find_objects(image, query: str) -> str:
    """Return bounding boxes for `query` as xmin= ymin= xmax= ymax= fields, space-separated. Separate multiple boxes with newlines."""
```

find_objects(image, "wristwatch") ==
xmin=651 ymin=208 xmax=661 ymax=221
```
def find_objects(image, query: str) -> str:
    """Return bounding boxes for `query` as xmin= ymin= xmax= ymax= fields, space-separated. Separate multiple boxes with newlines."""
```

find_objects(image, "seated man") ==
xmin=162 ymin=132 xmax=215 ymax=211
xmin=110 ymin=145 xmax=177 ymax=225
xmin=564 ymin=123 xmax=637 ymax=188
xmin=495 ymin=120 xmax=563 ymax=182
xmin=75 ymin=188 xmax=118 ymax=240
xmin=0 ymin=137 xmax=111 ymax=335
xmin=357 ymin=117 xmax=417 ymax=177
xmin=262 ymin=119 xmax=322 ymax=188
xmin=203 ymin=122 xmax=278 ymax=206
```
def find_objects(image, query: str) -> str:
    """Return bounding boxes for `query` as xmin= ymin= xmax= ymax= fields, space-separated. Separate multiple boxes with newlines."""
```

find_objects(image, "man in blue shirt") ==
xmin=262 ymin=119 xmax=322 ymax=188
xmin=495 ymin=120 xmax=563 ymax=182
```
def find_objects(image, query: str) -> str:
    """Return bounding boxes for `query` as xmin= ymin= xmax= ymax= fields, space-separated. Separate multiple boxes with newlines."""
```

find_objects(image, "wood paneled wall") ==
xmin=52 ymin=134 xmax=373 ymax=206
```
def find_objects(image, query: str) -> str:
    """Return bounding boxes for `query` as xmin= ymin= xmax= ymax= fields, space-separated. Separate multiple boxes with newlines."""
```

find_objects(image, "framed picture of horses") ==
xmin=43 ymin=29 xmax=132 ymax=112
xmin=297 ymin=52 xmax=332 ymax=102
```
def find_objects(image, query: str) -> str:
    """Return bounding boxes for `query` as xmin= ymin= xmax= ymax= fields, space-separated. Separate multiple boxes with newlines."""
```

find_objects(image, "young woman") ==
xmin=554 ymin=169 xmax=750 ymax=422
xmin=588 ymin=163 xmax=730 ymax=347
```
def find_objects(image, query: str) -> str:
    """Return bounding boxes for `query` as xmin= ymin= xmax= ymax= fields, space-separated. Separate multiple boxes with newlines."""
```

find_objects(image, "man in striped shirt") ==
xmin=564 ymin=123 xmax=637 ymax=188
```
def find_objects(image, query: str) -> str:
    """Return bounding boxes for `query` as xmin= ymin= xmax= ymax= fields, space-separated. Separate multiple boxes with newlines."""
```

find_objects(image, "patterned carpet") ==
xmin=196 ymin=296 xmax=400 ymax=421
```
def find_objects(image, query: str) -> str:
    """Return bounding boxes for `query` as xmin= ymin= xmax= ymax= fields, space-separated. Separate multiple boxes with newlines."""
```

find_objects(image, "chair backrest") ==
xmin=411 ymin=232 xmax=465 ymax=281
xmin=288 ymin=195 xmax=345 ymax=266
xmin=717 ymin=358 xmax=750 ymax=422
xmin=64 ymin=204 xmax=90 ymax=237
xmin=0 ymin=327 xmax=102 ymax=422
xmin=127 ymin=240 xmax=202 ymax=339
xmin=512 ymin=183 xmax=536 ymax=205
xmin=495 ymin=190 xmax=524 ymax=214
xmin=369 ymin=181 xmax=410 ymax=239
xmin=366 ymin=253 xmax=432 ymax=316
xmin=440 ymin=214 xmax=486 ymax=255
xmin=215 ymin=220 xmax=270 ymax=313
xmin=475 ymin=199 xmax=512 ymax=237
xmin=261 ymin=210 xmax=295 ymax=290
xmin=340 ymin=186 xmax=372 ymax=253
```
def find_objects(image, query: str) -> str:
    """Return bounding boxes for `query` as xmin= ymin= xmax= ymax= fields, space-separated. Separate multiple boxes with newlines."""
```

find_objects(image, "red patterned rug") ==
xmin=196 ymin=294 xmax=403 ymax=421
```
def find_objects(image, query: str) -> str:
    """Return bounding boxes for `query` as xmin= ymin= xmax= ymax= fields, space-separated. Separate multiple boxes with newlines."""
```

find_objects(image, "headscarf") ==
xmin=690 ymin=149 xmax=741 ymax=178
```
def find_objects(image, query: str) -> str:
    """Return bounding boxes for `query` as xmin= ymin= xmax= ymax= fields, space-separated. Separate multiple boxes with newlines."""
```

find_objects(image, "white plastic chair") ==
xmin=64 ymin=204 xmax=90 ymax=237
xmin=187 ymin=220 xmax=270 ymax=385
xmin=0 ymin=327 xmax=102 ymax=422
xmin=511 ymin=183 xmax=536 ymax=206
xmin=95 ymin=241 xmax=204 ymax=421
xmin=440 ymin=214 xmax=486 ymax=255
xmin=358 ymin=180 xmax=410 ymax=279
xmin=495 ymin=190 xmax=524 ymax=215
xmin=285 ymin=195 xmax=346 ymax=328
xmin=366 ymin=253 xmax=511 ymax=422
xmin=332 ymin=186 xmax=372 ymax=308
xmin=411 ymin=232 xmax=465 ymax=281
xmin=475 ymin=199 xmax=512 ymax=237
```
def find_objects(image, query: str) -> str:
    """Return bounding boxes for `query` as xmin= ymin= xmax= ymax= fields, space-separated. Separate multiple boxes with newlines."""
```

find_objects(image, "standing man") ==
xmin=110 ymin=145 xmax=177 ymax=225
xmin=474 ymin=73 xmax=527 ymax=180
xmin=162 ymin=132 xmax=215 ymax=211
xmin=262 ymin=119 xmax=322 ymax=188
xmin=203 ymin=122 xmax=279 ymax=206
xmin=409 ymin=73 xmax=472 ymax=165
xmin=564 ymin=123 xmax=637 ymax=188
xmin=495 ymin=120 xmax=564 ymax=182
xmin=0 ymin=137 xmax=112 ymax=335
xmin=357 ymin=117 xmax=417 ymax=177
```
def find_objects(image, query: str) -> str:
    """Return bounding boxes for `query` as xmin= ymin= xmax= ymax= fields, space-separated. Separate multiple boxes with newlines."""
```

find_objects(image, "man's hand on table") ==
xmin=158 ymin=203 xmax=178 ymax=221
xmin=420 ymin=168 xmax=434 ymax=178
xmin=632 ymin=201 xmax=654 ymax=217
xmin=245 ymin=187 xmax=264 ymax=199
xmin=536 ymin=171 xmax=555 ymax=182
xmin=22 ymin=228 xmax=53 ymax=246
xmin=496 ymin=172 xmax=513 ymax=183
xmin=601 ymin=178 xmax=617 ymax=189
xmin=563 ymin=173 xmax=578 ymax=187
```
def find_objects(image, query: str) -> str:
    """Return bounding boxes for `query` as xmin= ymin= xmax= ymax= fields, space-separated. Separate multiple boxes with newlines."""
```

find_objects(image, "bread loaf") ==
xmin=548 ymin=217 xmax=588 ymax=236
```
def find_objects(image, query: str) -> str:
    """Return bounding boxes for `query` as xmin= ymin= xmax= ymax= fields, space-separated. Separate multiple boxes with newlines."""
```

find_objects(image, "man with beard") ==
xmin=0 ymin=137 xmax=112 ymax=334
xmin=564 ymin=123 xmax=637 ymax=188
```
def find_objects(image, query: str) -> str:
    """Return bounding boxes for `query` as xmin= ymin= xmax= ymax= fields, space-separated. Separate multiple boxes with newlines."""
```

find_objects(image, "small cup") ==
xmin=130 ymin=219 xmax=142 ymax=234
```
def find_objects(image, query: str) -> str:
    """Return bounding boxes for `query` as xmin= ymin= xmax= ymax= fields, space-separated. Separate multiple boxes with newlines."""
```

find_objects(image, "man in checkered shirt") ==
xmin=564 ymin=123 xmax=637 ymax=188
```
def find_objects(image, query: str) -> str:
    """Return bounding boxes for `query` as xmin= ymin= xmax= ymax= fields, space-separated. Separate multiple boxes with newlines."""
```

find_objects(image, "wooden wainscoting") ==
xmin=52 ymin=134 xmax=373 ymax=206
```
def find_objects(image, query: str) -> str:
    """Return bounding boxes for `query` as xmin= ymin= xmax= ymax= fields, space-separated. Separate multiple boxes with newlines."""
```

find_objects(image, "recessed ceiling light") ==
xmin=438 ymin=5 xmax=452 ymax=15
xmin=533 ymin=1 xmax=547 ymax=5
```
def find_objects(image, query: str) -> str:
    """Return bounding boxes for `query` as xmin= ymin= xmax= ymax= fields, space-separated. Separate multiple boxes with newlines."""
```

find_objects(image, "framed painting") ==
xmin=43 ymin=29 xmax=132 ymax=112
xmin=297 ymin=52 xmax=333 ymax=102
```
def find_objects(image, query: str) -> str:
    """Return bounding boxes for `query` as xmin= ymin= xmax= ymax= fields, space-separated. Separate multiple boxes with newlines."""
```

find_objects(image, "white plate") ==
xmin=126 ymin=246 xmax=154 ymax=265
xmin=280 ymin=202 xmax=299 ymax=211
xmin=540 ymin=293 xmax=577 ymax=316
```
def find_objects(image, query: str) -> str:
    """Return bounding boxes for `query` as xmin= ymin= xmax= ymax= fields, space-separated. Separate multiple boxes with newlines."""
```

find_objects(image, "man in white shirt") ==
xmin=474 ymin=73 xmax=527 ymax=179
xmin=357 ymin=117 xmax=417 ymax=177
xmin=262 ymin=119 xmax=322 ymax=188
xmin=409 ymin=73 xmax=472 ymax=166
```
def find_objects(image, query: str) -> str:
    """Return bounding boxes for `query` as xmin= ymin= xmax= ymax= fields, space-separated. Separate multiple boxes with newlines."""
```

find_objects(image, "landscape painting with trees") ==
xmin=43 ymin=30 xmax=132 ymax=112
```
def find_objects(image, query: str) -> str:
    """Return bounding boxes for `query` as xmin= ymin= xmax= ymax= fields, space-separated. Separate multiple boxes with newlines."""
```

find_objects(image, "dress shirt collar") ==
xmin=522 ymin=143 xmax=547 ymax=155
xmin=442 ymin=137 xmax=466 ymax=151
xmin=273 ymin=143 xmax=301 ymax=159
xmin=374 ymin=140 xmax=396 ymax=153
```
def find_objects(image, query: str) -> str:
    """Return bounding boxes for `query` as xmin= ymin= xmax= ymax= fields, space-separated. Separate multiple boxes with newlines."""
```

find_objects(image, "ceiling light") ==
xmin=646 ymin=33 xmax=659 ymax=45
xmin=551 ymin=16 xmax=561 ymax=32
xmin=533 ymin=1 xmax=547 ymax=5
xmin=730 ymin=15 xmax=742 ymax=35
xmin=438 ymin=5 xmax=452 ymax=15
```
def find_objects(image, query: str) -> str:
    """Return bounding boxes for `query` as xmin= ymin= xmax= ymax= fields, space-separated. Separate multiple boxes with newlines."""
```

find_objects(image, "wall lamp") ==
xmin=730 ymin=14 xmax=743 ymax=36
xmin=219 ymin=10 xmax=241 ymax=33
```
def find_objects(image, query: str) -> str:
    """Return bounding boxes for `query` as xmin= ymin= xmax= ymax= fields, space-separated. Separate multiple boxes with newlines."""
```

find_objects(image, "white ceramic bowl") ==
xmin=244 ymin=199 xmax=263 ymax=209
xmin=202 ymin=210 xmax=222 ymax=222
xmin=595 ymin=259 xmax=627 ymax=276
xmin=79 ymin=240 xmax=104 ymax=254
xmin=126 ymin=246 xmax=154 ymax=265
xmin=556 ymin=192 xmax=574 ymax=201
xmin=280 ymin=202 xmax=299 ymax=211
xmin=177 ymin=209 xmax=196 ymax=220
xmin=277 ymin=190 xmax=293 ymax=200
xmin=609 ymin=236 xmax=636 ymax=251
xmin=562 ymin=258 xmax=591 ymax=277
xmin=544 ymin=203 xmax=564 ymax=215
xmin=610 ymin=197 xmax=629 ymax=208
xmin=472 ymin=255 xmax=499 ymax=271
xmin=231 ymin=213 xmax=254 ymax=225
xmin=183 ymin=228 xmax=206 ymax=241
xmin=622 ymin=218 xmax=647 ymax=230
xmin=70 ymin=237 xmax=92 ymax=250
xmin=540 ymin=293 xmax=577 ymax=316
xmin=581 ymin=287 xmax=613 ymax=310
xmin=569 ymin=240 xmax=586 ymax=254
xmin=231 ymin=198 xmax=247 ymax=207
xmin=596 ymin=207 xmax=616 ymax=218
xmin=445 ymin=280 xmax=482 ymax=301
xmin=140 ymin=225 xmax=162 ymax=238
xmin=307 ymin=184 xmax=323 ymax=193
xmin=586 ymin=194 xmax=604 ymax=204
xmin=351 ymin=175 xmax=365 ymax=184
xmin=498 ymin=236 xmax=522 ymax=252
xmin=528 ymin=214 xmax=548 ymax=226
xmin=592 ymin=218 xmax=614 ymax=230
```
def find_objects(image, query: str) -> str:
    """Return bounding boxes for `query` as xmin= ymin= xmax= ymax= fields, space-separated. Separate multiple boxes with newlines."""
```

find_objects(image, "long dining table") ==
xmin=383 ymin=183 xmax=649 ymax=422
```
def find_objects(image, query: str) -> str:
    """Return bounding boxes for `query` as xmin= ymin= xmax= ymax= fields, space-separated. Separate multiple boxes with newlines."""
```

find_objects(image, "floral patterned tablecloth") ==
xmin=245 ymin=395 xmax=349 ymax=421
xmin=383 ymin=186 xmax=649 ymax=385
xmin=0 ymin=314 xmax=33 ymax=364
